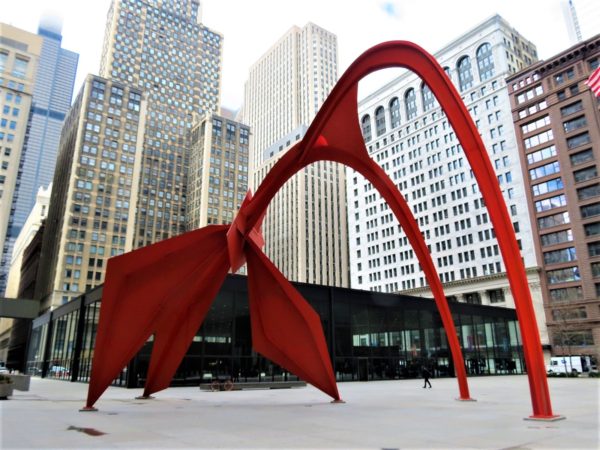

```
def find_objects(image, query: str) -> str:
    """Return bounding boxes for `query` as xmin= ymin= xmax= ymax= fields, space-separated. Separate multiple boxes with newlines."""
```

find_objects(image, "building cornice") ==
xmin=508 ymin=33 xmax=600 ymax=82
xmin=399 ymin=266 xmax=542 ymax=296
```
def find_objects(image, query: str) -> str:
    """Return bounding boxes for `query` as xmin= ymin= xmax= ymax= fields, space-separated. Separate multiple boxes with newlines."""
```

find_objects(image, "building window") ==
xmin=532 ymin=178 xmax=563 ymax=196
xmin=527 ymin=145 xmax=557 ymax=165
xmin=517 ymin=85 xmax=544 ymax=104
xmin=13 ymin=56 xmax=29 ymax=78
xmin=488 ymin=289 xmax=504 ymax=304
xmin=405 ymin=88 xmax=417 ymax=120
xmin=591 ymin=261 xmax=600 ymax=278
xmin=560 ymin=101 xmax=583 ymax=117
xmin=570 ymin=149 xmax=594 ymax=166
xmin=421 ymin=83 xmax=435 ymax=112
xmin=540 ymin=229 xmax=573 ymax=246
xmin=580 ymin=202 xmax=600 ymax=218
xmin=534 ymin=194 xmax=566 ymax=212
xmin=529 ymin=161 xmax=560 ymax=180
xmin=577 ymin=184 xmax=600 ymax=201
xmin=543 ymin=247 xmax=577 ymax=264
xmin=389 ymin=97 xmax=400 ymax=128
xmin=476 ymin=43 xmax=494 ymax=81
xmin=553 ymin=330 xmax=594 ymax=346
xmin=521 ymin=115 xmax=551 ymax=134
xmin=375 ymin=106 xmax=386 ymax=136
xmin=549 ymin=286 xmax=582 ymax=303
xmin=573 ymin=166 xmax=597 ymax=183
xmin=0 ymin=52 xmax=7 ymax=72
xmin=524 ymin=130 xmax=554 ymax=149
xmin=588 ymin=241 xmax=600 ymax=257
xmin=566 ymin=132 xmax=591 ymax=150
xmin=361 ymin=114 xmax=372 ymax=142
xmin=457 ymin=56 xmax=473 ymax=92
xmin=563 ymin=116 xmax=587 ymax=133
xmin=584 ymin=222 xmax=600 ymax=237
xmin=554 ymin=67 xmax=575 ymax=86
xmin=546 ymin=266 xmax=580 ymax=284
xmin=464 ymin=292 xmax=481 ymax=304
xmin=552 ymin=307 xmax=587 ymax=321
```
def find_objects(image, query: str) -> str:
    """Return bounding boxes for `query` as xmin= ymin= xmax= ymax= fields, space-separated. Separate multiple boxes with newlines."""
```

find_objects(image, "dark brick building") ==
xmin=508 ymin=34 xmax=600 ymax=364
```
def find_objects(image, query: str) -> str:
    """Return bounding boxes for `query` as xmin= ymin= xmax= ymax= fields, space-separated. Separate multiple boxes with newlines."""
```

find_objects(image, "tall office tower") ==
xmin=35 ymin=75 xmax=147 ymax=310
xmin=0 ymin=24 xmax=43 ymax=293
xmin=0 ymin=17 xmax=78 ymax=296
xmin=0 ymin=184 xmax=50 ymax=367
xmin=242 ymin=23 xmax=348 ymax=287
xmin=562 ymin=1 xmax=600 ymax=45
xmin=242 ymin=23 xmax=338 ymax=172
xmin=562 ymin=0 xmax=583 ymax=43
xmin=507 ymin=34 xmax=600 ymax=364
xmin=186 ymin=113 xmax=250 ymax=229
xmin=99 ymin=0 xmax=223 ymax=248
xmin=254 ymin=133 xmax=349 ymax=287
xmin=5 ymin=184 xmax=51 ymax=298
xmin=350 ymin=15 xmax=550 ymax=349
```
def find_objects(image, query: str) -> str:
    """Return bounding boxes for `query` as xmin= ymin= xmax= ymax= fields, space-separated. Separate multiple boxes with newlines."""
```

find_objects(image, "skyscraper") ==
xmin=507 ymin=34 xmax=600 ymax=364
xmin=242 ymin=23 xmax=348 ymax=287
xmin=0 ymin=24 xmax=43 ymax=293
xmin=350 ymin=15 xmax=550 ymax=347
xmin=186 ymin=113 xmax=250 ymax=229
xmin=0 ymin=183 xmax=50 ymax=366
xmin=99 ymin=0 xmax=223 ymax=248
xmin=242 ymin=23 xmax=338 ymax=172
xmin=562 ymin=0 xmax=600 ymax=45
xmin=35 ymin=75 xmax=147 ymax=310
xmin=0 ymin=17 xmax=78 ymax=295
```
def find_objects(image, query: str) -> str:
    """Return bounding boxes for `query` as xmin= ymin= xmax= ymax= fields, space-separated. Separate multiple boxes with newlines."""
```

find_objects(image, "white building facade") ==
xmin=349 ymin=15 xmax=549 ymax=344
xmin=242 ymin=23 xmax=348 ymax=287
xmin=242 ymin=22 xmax=338 ymax=172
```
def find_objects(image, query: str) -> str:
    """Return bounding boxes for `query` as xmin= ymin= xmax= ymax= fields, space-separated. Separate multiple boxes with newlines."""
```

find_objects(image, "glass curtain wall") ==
xmin=25 ymin=275 xmax=524 ymax=386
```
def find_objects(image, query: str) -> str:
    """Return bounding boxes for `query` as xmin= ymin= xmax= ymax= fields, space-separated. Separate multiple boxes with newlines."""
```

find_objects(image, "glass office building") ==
xmin=26 ymin=274 xmax=525 ymax=386
xmin=0 ymin=19 xmax=78 ymax=295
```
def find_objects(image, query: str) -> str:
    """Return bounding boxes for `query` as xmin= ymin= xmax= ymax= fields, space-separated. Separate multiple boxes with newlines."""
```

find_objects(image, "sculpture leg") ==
xmin=245 ymin=240 xmax=340 ymax=401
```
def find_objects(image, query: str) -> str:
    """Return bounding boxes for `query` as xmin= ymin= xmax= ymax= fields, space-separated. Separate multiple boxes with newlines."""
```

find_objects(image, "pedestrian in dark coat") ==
xmin=422 ymin=366 xmax=432 ymax=388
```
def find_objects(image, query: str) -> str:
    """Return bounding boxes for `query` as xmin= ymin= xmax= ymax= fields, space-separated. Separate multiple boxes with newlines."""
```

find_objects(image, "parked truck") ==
xmin=546 ymin=355 xmax=594 ymax=374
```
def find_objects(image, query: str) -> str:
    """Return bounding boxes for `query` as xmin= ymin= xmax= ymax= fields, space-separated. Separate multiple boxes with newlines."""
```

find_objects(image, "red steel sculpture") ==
xmin=84 ymin=41 xmax=558 ymax=419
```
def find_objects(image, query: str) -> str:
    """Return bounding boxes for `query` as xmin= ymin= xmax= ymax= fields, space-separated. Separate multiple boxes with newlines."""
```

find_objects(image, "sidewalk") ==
xmin=0 ymin=375 xmax=598 ymax=449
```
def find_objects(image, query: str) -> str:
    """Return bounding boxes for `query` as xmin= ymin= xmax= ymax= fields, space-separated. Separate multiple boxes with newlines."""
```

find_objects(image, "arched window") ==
xmin=389 ymin=97 xmax=400 ymax=129
xmin=361 ymin=114 xmax=372 ymax=142
xmin=405 ymin=88 xmax=417 ymax=120
xmin=443 ymin=66 xmax=452 ymax=81
xmin=476 ymin=43 xmax=495 ymax=81
xmin=375 ymin=106 xmax=386 ymax=136
xmin=421 ymin=82 xmax=435 ymax=112
xmin=457 ymin=56 xmax=474 ymax=92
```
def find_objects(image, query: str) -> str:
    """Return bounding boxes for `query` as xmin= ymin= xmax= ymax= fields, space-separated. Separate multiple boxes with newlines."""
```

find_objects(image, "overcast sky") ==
xmin=3 ymin=0 xmax=599 ymax=111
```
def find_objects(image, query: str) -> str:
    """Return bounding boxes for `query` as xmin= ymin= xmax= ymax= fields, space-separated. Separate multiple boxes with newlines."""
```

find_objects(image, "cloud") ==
xmin=380 ymin=1 xmax=401 ymax=19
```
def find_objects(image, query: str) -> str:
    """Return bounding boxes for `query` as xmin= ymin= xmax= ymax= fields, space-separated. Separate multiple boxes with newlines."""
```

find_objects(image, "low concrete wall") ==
xmin=7 ymin=374 xmax=30 ymax=391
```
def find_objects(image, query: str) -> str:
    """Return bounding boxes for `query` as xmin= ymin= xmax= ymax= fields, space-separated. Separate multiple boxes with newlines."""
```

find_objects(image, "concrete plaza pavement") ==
xmin=0 ymin=375 xmax=598 ymax=449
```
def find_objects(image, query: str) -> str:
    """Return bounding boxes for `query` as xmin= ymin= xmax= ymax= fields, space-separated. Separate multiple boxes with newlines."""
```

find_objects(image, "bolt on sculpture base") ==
xmin=83 ymin=40 xmax=558 ymax=420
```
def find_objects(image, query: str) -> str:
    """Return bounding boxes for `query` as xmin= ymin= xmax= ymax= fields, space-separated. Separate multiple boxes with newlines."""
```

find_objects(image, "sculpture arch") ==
xmin=85 ymin=41 xmax=557 ymax=419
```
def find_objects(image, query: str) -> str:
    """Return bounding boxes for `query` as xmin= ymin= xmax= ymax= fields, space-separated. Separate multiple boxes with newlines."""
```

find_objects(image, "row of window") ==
xmin=361 ymin=43 xmax=497 ymax=141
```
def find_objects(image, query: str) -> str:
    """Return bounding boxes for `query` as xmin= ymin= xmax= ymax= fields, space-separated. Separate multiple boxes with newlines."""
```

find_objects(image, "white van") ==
xmin=546 ymin=356 xmax=593 ymax=374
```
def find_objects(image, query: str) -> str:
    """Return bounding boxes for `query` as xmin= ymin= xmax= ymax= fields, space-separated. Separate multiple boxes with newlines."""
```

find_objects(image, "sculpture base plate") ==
xmin=79 ymin=406 xmax=98 ymax=412
xmin=524 ymin=415 xmax=566 ymax=422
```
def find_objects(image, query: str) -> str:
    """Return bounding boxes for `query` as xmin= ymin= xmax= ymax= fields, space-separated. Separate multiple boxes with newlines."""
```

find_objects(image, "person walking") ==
xmin=422 ymin=366 xmax=432 ymax=388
